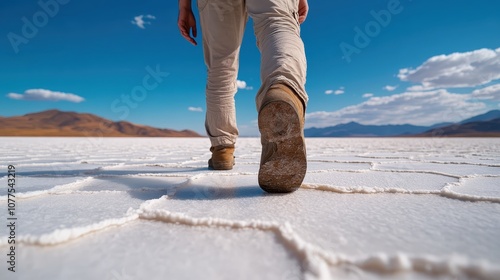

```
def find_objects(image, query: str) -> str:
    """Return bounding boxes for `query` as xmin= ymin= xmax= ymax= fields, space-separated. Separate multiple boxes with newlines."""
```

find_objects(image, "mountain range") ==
xmin=1 ymin=109 xmax=499 ymax=137
xmin=0 ymin=109 xmax=201 ymax=137
xmin=304 ymin=110 xmax=500 ymax=137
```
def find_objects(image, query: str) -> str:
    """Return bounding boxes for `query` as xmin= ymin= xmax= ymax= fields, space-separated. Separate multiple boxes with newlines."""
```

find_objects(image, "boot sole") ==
xmin=258 ymin=101 xmax=306 ymax=193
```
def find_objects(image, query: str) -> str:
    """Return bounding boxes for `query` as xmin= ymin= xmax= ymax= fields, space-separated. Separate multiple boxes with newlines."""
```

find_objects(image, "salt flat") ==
xmin=0 ymin=137 xmax=499 ymax=280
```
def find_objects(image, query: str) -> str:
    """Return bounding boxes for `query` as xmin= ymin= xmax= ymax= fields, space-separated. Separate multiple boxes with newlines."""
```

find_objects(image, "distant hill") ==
xmin=305 ymin=110 xmax=500 ymax=137
xmin=417 ymin=118 xmax=500 ymax=137
xmin=459 ymin=110 xmax=500 ymax=124
xmin=0 ymin=109 xmax=201 ymax=137
xmin=304 ymin=122 xmax=429 ymax=137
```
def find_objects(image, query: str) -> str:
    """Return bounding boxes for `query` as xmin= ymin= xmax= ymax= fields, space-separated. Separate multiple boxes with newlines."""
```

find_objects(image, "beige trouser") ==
xmin=198 ymin=0 xmax=308 ymax=147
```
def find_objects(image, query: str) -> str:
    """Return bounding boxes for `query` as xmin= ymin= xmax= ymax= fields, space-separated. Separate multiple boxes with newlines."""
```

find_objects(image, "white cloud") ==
xmin=188 ymin=107 xmax=203 ymax=112
xmin=7 ymin=89 xmax=84 ymax=103
xmin=326 ymin=87 xmax=344 ymax=95
xmin=335 ymin=87 xmax=345 ymax=95
xmin=405 ymin=85 xmax=430 ymax=92
xmin=305 ymin=89 xmax=488 ymax=128
xmin=471 ymin=83 xmax=500 ymax=101
xmin=236 ymin=80 xmax=247 ymax=89
xmin=383 ymin=85 xmax=398 ymax=91
xmin=236 ymin=80 xmax=253 ymax=90
xmin=131 ymin=14 xmax=156 ymax=29
xmin=307 ymin=49 xmax=500 ymax=128
xmin=398 ymin=48 xmax=500 ymax=90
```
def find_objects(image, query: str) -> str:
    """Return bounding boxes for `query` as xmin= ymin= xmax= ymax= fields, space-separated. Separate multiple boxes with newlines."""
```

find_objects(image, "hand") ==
xmin=298 ymin=0 xmax=308 ymax=24
xmin=178 ymin=6 xmax=197 ymax=46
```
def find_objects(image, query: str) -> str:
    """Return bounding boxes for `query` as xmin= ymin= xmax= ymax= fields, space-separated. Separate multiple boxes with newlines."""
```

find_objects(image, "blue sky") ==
xmin=1 ymin=0 xmax=499 ymax=136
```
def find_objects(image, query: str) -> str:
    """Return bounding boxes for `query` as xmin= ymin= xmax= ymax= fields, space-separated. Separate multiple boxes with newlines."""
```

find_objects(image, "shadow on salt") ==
xmin=171 ymin=184 xmax=267 ymax=200
xmin=80 ymin=176 xmax=184 ymax=201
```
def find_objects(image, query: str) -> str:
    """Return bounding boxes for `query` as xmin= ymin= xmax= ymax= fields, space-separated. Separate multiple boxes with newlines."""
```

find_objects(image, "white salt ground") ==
xmin=0 ymin=137 xmax=499 ymax=280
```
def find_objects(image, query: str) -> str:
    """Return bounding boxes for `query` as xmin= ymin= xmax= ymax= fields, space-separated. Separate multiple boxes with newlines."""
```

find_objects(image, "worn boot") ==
xmin=258 ymin=84 xmax=306 ymax=193
xmin=208 ymin=145 xmax=235 ymax=170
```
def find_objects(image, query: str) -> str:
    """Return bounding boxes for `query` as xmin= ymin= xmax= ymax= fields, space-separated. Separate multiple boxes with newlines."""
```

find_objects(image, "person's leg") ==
xmin=246 ymin=0 xmax=308 ymax=110
xmin=198 ymin=0 xmax=247 ymax=148
xmin=246 ymin=0 xmax=308 ymax=192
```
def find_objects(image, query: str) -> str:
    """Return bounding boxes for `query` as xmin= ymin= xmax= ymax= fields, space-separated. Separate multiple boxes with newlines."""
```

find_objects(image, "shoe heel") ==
xmin=211 ymin=161 xmax=234 ymax=170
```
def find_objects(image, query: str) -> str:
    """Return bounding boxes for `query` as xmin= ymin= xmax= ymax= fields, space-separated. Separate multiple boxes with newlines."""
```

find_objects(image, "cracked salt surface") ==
xmin=0 ymin=137 xmax=499 ymax=280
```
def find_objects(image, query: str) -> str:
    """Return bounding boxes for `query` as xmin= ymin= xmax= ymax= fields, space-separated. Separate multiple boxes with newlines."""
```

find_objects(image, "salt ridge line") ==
xmin=95 ymin=163 xmax=127 ymax=169
xmin=441 ymin=181 xmax=500 ymax=203
xmin=352 ymin=155 xmax=500 ymax=167
xmin=19 ymin=189 xmax=173 ymax=196
xmin=419 ymin=160 xmax=500 ymax=168
xmin=2 ymin=196 xmax=498 ymax=279
xmin=309 ymin=168 xmax=499 ymax=181
xmin=455 ymin=174 xmax=500 ymax=179
xmin=470 ymin=174 xmax=500 ymax=178
xmin=147 ymin=163 xmax=198 ymax=168
xmin=369 ymin=168 xmax=462 ymax=179
xmin=301 ymin=184 xmax=442 ymax=195
xmin=370 ymin=158 xmax=500 ymax=166
xmin=0 ymin=214 xmax=139 ymax=246
xmin=307 ymin=169 xmax=370 ymax=174
xmin=93 ymin=173 xmax=193 ymax=181
xmin=357 ymin=155 xmax=415 ymax=160
xmin=307 ymin=159 xmax=374 ymax=164
xmin=305 ymin=157 xmax=500 ymax=169
xmin=85 ymin=173 xmax=192 ymax=179
xmin=130 ymin=173 xmax=192 ymax=178
xmin=180 ymin=159 xmax=207 ymax=166
xmin=371 ymin=166 xmax=500 ymax=178
xmin=79 ymin=160 xmax=133 ymax=165
xmin=306 ymin=168 xmax=462 ymax=179
xmin=335 ymin=253 xmax=500 ymax=279
xmin=129 ymin=156 xmax=157 ymax=161
xmin=100 ymin=163 xmax=209 ymax=170
xmin=0 ymin=177 xmax=93 ymax=201
xmin=372 ymin=164 xmax=500 ymax=178
xmin=0 ymin=161 xmax=83 ymax=167
xmin=302 ymin=182 xmax=500 ymax=204
xmin=2 ymin=175 xmax=192 ymax=199
xmin=0 ymin=197 xmax=174 ymax=247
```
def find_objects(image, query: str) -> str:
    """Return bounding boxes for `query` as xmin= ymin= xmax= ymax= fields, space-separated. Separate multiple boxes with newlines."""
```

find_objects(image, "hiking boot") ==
xmin=208 ymin=145 xmax=235 ymax=170
xmin=258 ymin=84 xmax=307 ymax=193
